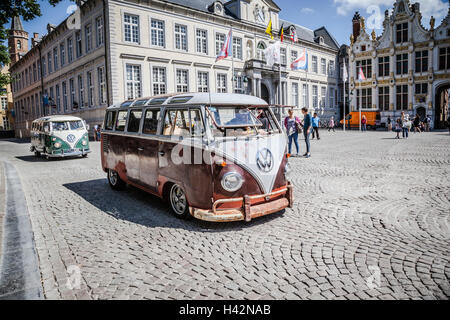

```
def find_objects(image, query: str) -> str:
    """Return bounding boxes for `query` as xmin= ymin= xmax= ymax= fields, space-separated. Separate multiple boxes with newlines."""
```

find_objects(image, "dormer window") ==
xmin=319 ymin=37 xmax=324 ymax=45
xmin=361 ymin=45 xmax=366 ymax=52
xmin=214 ymin=2 xmax=223 ymax=15
xmin=17 ymin=40 xmax=21 ymax=50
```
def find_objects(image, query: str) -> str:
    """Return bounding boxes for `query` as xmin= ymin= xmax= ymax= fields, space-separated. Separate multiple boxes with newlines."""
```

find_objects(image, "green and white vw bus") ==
xmin=30 ymin=115 xmax=91 ymax=159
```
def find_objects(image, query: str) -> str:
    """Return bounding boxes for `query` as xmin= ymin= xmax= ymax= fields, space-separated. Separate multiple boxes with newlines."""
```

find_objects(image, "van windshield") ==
xmin=51 ymin=120 xmax=84 ymax=131
xmin=69 ymin=120 xmax=85 ymax=130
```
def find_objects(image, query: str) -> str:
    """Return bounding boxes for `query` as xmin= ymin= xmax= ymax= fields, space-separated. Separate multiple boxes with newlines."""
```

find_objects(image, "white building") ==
xmin=10 ymin=0 xmax=340 ymax=138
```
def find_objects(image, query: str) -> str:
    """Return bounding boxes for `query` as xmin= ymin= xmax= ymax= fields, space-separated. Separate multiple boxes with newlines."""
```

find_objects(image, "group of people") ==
xmin=391 ymin=111 xmax=428 ymax=139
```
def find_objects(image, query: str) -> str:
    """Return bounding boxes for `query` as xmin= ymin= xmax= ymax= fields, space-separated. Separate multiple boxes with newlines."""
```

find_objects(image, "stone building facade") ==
xmin=349 ymin=0 xmax=450 ymax=128
xmin=10 ymin=0 xmax=340 ymax=138
xmin=1 ymin=64 xmax=14 ymax=133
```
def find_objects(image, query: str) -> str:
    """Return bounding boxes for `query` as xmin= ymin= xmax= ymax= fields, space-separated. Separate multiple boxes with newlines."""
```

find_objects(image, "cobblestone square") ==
xmin=0 ymin=130 xmax=449 ymax=300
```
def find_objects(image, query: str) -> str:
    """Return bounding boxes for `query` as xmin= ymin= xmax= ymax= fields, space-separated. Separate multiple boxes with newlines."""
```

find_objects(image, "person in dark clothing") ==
xmin=413 ymin=115 xmax=421 ymax=133
xmin=447 ymin=114 xmax=450 ymax=135
xmin=302 ymin=108 xmax=312 ymax=158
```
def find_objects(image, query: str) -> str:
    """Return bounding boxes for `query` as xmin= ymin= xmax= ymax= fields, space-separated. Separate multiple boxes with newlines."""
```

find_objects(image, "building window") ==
xmin=176 ymin=69 xmax=188 ymax=93
xmin=312 ymin=85 xmax=318 ymax=108
xmin=291 ymin=50 xmax=298 ymax=63
xmin=233 ymin=37 xmax=242 ymax=60
xmin=78 ymin=75 xmax=85 ymax=108
xmin=257 ymin=42 xmax=266 ymax=62
xmin=152 ymin=67 xmax=166 ymax=95
xmin=87 ymin=71 xmax=94 ymax=107
xmin=321 ymin=58 xmax=326 ymax=75
xmin=329 ymin=87 xmax=335 ymax=107
xmin=415 ymin=50 xmax=428 ymax=73
xmin=1 ymin=97 xmax=7 ymax=110
xmin=234 ymin=75 xmax=244 ymax=94
xmin=196 ymin=29 xmax=207 ymax=54
xmin=75 ymin=31 xmax=82 ymax=57
xmin=69 ymin=78 xmax=75 ymax=109
xmin=415 ymin=83 xmax=428 ymax=95
xmin=42 ymin=57 xmax=46 ymax=76
xmin=175 ymin=24 xmax=188 ymax=51
xmin=328 ymin=61 xmax=335 ymax=76
xmin=85 ymin=24 xmax=92 ymax=52
xmin=357 ymin=88 xmax=372 ymax=109
xmin=125 ymin=64 xmax=142 ymax=100
xmin=60 ymin=43 xmax=65 ymax=67
xmin=320 ymin=86 xmax=326 ymax=107
xmin=124 ymin=14 xmax=139 ymax=43
xmin=396 ymin=22 xmax=408 ymax=44
xmin=356 ymin=59 xmax=372 ymax=78
xmin=47 ymin=52 xmax=52 ymax=73
xmin=67 ymin=37 xmax=73 ymax=63
xmin=281 ymin=48 xmax=287 ymax=66
xmin=396 ymin=53 xmax=408 ymax=75
xmin=98 ymin=66 xmax=106 ymax=104
xmin=312 ymin=56 xmax=318 ymax=73
xmin=302 ymin=84 xmax=308 ymax=107
xmin=62 ymin=81 xmax=68 ymax=111
xmin=17 ymin=40 xmax=21 ymax=50
xmin=151 ymin=19 xmax=165 ymax=47
xmin=378 ymin=56 xmax=389 ymax=77
xmin=396 ymin=85 xmax=408 ymax=110
xmin=292 ymin=83 xmax=299 ymax=107
xmin=379 ymin=86 xmax=390 ymax=111
xmin=32 ymin=63 xmax=36 ymax=82
xmin=37 ymin=61 xmax=41 ymax=80
xmin=439 ymin=47 xmax=450 ymax=70
xmin=216 ymin=73 xmax=227 ymax=93
xmin=55 ymin=84 xmax=61 ymax=112
xmin=215 ymin=33 xmax=225 ymax=56
xmin=197 ymin=72 xmax=209 ymax=92
xmin=96 ymin=16 xmax=104 ymax=47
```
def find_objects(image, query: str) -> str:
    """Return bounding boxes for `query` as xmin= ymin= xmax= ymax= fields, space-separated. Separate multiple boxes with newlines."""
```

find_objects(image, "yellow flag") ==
xmin=265 ymin=19 xmax=273 ymax=40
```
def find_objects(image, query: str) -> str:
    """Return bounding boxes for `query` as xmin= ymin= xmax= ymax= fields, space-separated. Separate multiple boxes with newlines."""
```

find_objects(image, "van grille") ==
xmin=103 ymin=135 xmax=109 ymax=153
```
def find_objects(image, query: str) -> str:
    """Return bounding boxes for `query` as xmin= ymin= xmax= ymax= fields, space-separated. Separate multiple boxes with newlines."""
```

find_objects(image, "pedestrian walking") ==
xmin=284 ymin=109 xmax=301 ymax=156
xmin=425 ymin=115 xmax=431 ymax=132
xmin=361 ymin=115 xmax=367 ymax=132
xmin=395 ymin=118 xmax=402 ymax=139
xmin=328 ymin=116 xmax=335 ymax=132
xmin=401 ymin=112 xmax=409 ymax=139
xmin=96 ymin=124 xmax=102 ymax=141
xmin=413 ymin=114 xmax=421 ymax=133
xmin=387 ymin=116 xmax=392 ymax=132
xmin=447 ymin=114 xmax=450 ymax=135
xmin=311 ymin=113 xmax=320 ymax=140
xmin=93 ymin=124 xmax=98 ymax=141
xmin=302 ymin=108 xmax=312 ymax=158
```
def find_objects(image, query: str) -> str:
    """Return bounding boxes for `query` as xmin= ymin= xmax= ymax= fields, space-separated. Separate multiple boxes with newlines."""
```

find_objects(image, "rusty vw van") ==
xmin=101 ymin=93 xmax=293 ymax=222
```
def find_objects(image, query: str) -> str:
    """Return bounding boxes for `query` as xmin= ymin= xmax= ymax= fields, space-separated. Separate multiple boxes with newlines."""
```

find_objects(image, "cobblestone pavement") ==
xmin=0 ymin=131 xmax=449 ymax=300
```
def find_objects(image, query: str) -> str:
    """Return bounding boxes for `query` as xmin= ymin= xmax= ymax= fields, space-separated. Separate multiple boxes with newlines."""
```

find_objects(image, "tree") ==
xmin=0 ymin=0 xmax=64 ymax=88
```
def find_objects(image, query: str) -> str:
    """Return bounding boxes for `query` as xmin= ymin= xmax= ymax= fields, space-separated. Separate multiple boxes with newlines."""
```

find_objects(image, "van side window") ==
xmin=105 ymin=111 xmax=116 ymax=130
xmin=127 ymin=109 xmax=142 ymax=133
xmin=163 ymin=109 xmax=190 ymax=137
xmin=142 ymin=109 xmax=160 ymax=135
xmin=115 ymin=111 xmax=128 ymax=131
xmin=190 ymin=109 xmax=204 ymax=137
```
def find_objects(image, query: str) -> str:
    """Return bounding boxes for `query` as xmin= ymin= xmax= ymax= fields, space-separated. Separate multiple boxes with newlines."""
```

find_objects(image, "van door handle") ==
xmin=137 ymin=147 xmax=144 ymax=151
xmin=158 ymin=151 xmax=165 ymax=156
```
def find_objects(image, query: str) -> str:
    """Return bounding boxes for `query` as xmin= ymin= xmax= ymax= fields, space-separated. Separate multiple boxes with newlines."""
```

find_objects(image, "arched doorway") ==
xmin=435 ymin=83 xmax=450 ymax=129
xmin=416 ymin=106 xmax=426 ymax=120
xmin=261 ymin=83 xmax=270 ymax=104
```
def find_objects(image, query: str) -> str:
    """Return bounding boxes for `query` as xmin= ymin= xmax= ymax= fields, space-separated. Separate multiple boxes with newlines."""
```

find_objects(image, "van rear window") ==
xmin=115 ymin=111 xmax=128 ymax=131
xmin=105 ymin=111 xmax=116 ymax=130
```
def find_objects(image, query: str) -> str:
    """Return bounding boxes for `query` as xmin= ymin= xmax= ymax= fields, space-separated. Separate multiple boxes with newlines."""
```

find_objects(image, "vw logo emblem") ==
xmin=256 ymin=148 xmax=274 ymax=173
xmin=67 ymin=134 xmax=76 ymax=143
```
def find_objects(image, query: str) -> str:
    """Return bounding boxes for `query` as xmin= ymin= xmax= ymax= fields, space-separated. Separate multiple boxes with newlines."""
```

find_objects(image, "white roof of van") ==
xmin=33 ymin=115 xmax=84 ymax=122
xmin=108 ymin=93 xmax=268 ymax=109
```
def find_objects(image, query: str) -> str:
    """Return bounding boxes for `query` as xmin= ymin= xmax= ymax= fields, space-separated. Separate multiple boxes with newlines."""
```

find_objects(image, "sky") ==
xmin=7 ymin=0 xmax=450 ymax=47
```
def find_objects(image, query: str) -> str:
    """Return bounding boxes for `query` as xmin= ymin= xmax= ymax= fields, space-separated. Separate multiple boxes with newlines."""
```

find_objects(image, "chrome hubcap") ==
xmin=170 ymin=185 xmax=187 ymax=215
xmin=109 ymin=170 xmax=118 ymax=185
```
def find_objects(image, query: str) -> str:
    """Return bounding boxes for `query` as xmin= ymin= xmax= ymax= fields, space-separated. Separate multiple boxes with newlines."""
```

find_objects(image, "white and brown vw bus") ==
xmin=101 ymin=93 xmax=293 ymax=222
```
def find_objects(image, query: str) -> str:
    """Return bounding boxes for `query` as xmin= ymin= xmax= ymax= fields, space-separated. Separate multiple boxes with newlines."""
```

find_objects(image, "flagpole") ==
xmin=359 ymin=79 xmax=362 ymax=132
xmin=231 ymin=26 xmax=235 ymax=93
xmin=343 ymin=60 xmax=346 ymax=132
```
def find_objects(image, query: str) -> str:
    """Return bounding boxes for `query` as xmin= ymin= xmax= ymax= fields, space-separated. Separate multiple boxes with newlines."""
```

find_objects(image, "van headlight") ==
xmin=82 ymin=140 xmax=87 ymax=146
xmin=221 ymin=172 xmax=244 ymax=192
xmin=54 ymin=142 xmax=61 ymax=149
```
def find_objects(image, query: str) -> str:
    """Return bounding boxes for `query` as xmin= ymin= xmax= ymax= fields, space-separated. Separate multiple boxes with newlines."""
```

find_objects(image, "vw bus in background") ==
xmin=101 ymin=93 xmax=294 ymax=222
xmin=30 ymin=115 xmax=91 ymax=159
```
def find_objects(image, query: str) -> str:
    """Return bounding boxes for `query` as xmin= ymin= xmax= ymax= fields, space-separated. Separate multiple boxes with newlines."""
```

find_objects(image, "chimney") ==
xmin=32 ymin=32 xmax=39 ymax=47
xmin=352 ymin=11 xmax=362 ymax=42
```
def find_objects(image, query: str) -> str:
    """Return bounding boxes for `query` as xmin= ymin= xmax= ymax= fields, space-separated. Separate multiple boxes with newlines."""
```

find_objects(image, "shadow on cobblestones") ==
xmin=63 ymin=178 xmax=284 ymax=232
xmin=15 ymin=156 xmax=83 ymax=163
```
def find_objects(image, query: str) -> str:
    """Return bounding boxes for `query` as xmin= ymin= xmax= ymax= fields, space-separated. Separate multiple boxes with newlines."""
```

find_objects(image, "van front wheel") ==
xmin=169 ymin=184 xmax=190 ymax=219
xmin=108 ymin=169 xmax=126 ymax=190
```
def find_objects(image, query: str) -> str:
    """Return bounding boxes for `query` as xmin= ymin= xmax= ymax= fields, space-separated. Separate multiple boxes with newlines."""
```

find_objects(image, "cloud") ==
xmin=334 ymin=0 xmax=448 ymax=25
xmin=301 ymin=8 xmax=315 ymax=14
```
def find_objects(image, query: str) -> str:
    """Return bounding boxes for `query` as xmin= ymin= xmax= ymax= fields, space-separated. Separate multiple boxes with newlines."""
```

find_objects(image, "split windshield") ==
xmin=51 ymin=120 xmax=84 ymax=131
xmin=207 ymin=106 xmax=280 ymax=137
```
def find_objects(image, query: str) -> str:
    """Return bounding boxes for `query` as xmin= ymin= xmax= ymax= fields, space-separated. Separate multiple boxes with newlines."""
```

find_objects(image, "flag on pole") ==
xmin=279 ymin=24 xmax=284 ymax=42
xmin=265 ymin=19 xmax=274 ymax=40
xmin=263 ymin=41 xmax=281 ymax=67
xmin=291 ymin=48 xmax=308 ymax=70
xmin=290 ymin=28 xmax=298 ymax=43
xmin=358 ymin=67 xmax=366 ymax=81
xmin=343 ymin=60 xmax=348 ymax=82
xmin=216 ymin=29 xmax=233 ymax=62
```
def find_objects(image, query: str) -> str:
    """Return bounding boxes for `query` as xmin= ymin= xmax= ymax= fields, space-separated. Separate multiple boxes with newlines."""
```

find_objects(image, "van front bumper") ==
xmin=48 ymin=149 xmax=91 ymax=158
xmin=190 ymin=182 xmax=294 ymax=222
